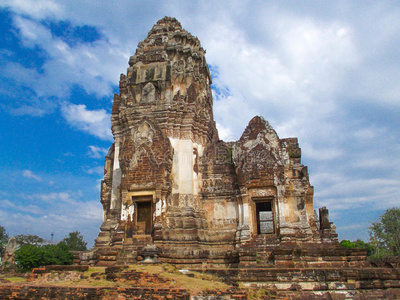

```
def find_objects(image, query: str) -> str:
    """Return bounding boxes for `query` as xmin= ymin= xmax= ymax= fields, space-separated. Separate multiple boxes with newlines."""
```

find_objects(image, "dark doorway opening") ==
xmin=256 ymin=201 xmax=274 ymax=234
xmin=137 ymin=201 xmax=152 ymax=235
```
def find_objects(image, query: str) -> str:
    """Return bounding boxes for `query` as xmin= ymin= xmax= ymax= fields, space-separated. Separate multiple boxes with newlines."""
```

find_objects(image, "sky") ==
xmin=0 ymin=0 xmax=399 ymax=248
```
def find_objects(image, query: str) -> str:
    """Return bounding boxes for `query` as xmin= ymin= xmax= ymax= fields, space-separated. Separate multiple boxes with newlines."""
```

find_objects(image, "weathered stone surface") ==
xmin=2 ymin=237 xmax=18 ymax=263
xmin=93 ymin=16 xmax=343 ymax=267
xmin=0 ymin=285 xmax=191 ymax=299
xmin=2 ymin=266 xmax=400 ymax=299
xmin=86 ymin=18 xmax=400 ymax=300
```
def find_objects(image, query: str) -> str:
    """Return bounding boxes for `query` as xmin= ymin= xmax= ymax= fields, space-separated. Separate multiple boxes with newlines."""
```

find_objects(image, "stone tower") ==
xmin=95 ymin=17 xmax=340 ymax=266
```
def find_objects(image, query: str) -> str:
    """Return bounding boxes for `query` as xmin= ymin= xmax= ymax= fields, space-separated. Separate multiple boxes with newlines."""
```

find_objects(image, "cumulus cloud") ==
xmin=13 ymin=15 xmax=125 ymax=97
xmin=2 ymin=0 xmax=62 ymax=20
xmin=201 ymin=15 xmax=359 ymax=140
xmin=0 ymin=13 xmax=129 ymax=119
xmin=61 ymin=103 xmax=112 ymax=141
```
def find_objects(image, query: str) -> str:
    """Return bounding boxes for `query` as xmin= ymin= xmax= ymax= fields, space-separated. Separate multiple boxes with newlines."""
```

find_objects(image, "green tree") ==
xmin=340 ymin=239 xmax=374 ymax=256
xmin=354 ymin=239 xmax=374 ymax=256
xmin=369 ymin=207 xmax=400 ymax=258
xmin=14 ymin=243 xmax=73 ymax=272
xmin=14 ymin=234 xmax=44 ymax=246
xmin=0 ymin=225 xmax=9 ymax=257
xmin=59 ymin=231 xmax=87 ymax=251
xmin=14 ymin=244 xmax=44 ymax=272
xmin=340 ymin=239 xmax=355 ymax=249
xmin=42 ymin=243 xmax=73 ymax=266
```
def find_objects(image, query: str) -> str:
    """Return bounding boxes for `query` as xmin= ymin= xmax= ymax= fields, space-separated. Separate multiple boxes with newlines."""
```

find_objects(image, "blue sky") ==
xmin=0 ymin=1 xmax=399 ymax=247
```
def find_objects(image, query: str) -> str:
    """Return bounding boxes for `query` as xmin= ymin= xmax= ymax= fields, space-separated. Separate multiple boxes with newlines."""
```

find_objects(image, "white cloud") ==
xmin=2 ymin=0 xmax=62 ymax=19
xmin=0 ymin=14 xmax=130 ymax=118
xmin=11 ymin=15 xmax=128 ymax=98
xmin=216 ymin=123 xmax=234 ymax=141
xmin=0 ymin=199 xmax=43 ymax=215
xmin=0 ymin=198 xmax=102 ymax=247
xmin=314 ymin=171 xmax=400 ymax=212
xmin=22 ymin=170 xmax=41 ymax=181
xmin=301 ymin=143 xmax=344 ymax=161
xmin=1 ymin=61 xmax=40 ymax=87
xmin=13 ymin=15 xmax=53 ymax=48
xmin=61 ymin=103 xmax=112 ymax=141
xmin=85 ymin=166 xmax=104 ymax=176
xmin=95 ymin=178 xmax=102 ymax=193
xmin=88 ymin=145 xmax=109 ymax=159
xmin=34 ymin=192 xmax=75 ymax=204
xmin=351 ymin=156 xmax=393 ymax=170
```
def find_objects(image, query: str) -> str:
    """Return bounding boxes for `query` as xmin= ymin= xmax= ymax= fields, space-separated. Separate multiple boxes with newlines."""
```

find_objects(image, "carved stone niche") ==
xmin=141 ymin=83 xmax=156 ymax=103
xmin=133 ymin=121 xmax=155 ymax=147
xmin=187 ymin=83 xmax=196 ymax=103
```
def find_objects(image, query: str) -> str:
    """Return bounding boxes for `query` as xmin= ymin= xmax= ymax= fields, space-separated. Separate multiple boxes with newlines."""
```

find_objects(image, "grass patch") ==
xmin=11 ymin=263 xmax=230 ymax=293
xmin=4 ymin=277 xmax=28 ymax=283
xmin=128 ymin=264 xmax=229 ymax=293
xmin=81 ymin=266 xmax=106 ymax=277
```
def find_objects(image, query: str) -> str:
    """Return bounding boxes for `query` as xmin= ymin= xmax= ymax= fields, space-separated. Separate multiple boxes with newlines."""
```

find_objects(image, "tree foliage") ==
xmin=14 ymin=234 xmax=44 ymax=246
xmin=42 ymin=243 xmax=73 ymax=266
xmin=369 ymin=207 xmax=400 ymax=258
xmin=60 ymin=231 xmax=87 ymax=251
xmin=0 ymin=225 xmax=9 ymax=257
xmin=340 ymin=239 xmax=374 ymax=256
xmin=340 ymin=240 xmax=355 ymax=249
xmin=14 ymin=243 xmax=73 ymax=272
xmin=14 ymin=244 xmax=44 ymax=272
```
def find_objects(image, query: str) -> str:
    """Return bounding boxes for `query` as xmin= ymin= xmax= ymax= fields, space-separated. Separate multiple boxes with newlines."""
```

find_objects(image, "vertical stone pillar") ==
xmin=239 ymin=192 xmax=251 ymax=242
xmin=238 ymin=200 xmax=243 ymax=226
xmin=111 ymin=138 xmax=121 ymax=212
xmin=319 ymin=206 xmax=331 ymax=230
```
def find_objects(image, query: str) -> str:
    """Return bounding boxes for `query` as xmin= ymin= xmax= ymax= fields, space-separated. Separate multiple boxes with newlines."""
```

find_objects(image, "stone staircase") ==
xmin=190 ymin=267 xmax=400 ymax=299
xmin=116 ymin=235 xmax=153 ymax=265
xmin=95 ymin=246 xmax=121 ymax=266
xmin=237 ymin=235 xmax=368 ymax=269
xmin=238 ymin=235 xmax=280 ymax=267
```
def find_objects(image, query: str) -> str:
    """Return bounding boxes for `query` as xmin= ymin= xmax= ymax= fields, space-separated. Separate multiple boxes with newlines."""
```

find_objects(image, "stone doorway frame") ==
xmin=135 ymin=198 xmax=153 ymax=235
xmin=124 ymin=191 xmax=156 ymax=237
xmin=251 ymin=197 xmax=276 ymax=235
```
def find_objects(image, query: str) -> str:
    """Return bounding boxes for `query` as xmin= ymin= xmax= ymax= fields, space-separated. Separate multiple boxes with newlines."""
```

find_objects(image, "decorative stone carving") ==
xmin=141 ymin=83 xmax=156 ymax=103
xmin=94 ymin=16 xmax=342 ymax=268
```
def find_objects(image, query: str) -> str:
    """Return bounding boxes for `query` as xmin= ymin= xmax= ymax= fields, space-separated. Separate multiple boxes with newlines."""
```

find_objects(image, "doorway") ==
xmin=136 ymin=200 xmax=152 ymax=235
xmin=255 ymin=201 xmax=274 ymax=234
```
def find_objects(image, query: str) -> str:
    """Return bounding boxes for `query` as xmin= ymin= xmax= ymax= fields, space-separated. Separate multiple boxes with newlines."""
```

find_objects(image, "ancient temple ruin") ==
xmin=94 ymin=17 xmax=348 ymax=267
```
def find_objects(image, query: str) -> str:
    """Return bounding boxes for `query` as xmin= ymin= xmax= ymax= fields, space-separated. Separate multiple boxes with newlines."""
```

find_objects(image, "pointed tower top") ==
xmin=151 ymin=16 xmax=183 ymax=33
xmin=129 ymin=17 xmax=204 ymax=67
xmin=114 ymin=17 xmax=217 ymax=145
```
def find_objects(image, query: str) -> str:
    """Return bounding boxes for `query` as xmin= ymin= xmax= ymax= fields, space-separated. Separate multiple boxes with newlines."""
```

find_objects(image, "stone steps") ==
xmin=95 ymin=246 xmax=122 ymax=266
xmin=190 ymin=267 xmax=400 ymax=295
xmin=115 ymin=236 xmax=154 ymax=264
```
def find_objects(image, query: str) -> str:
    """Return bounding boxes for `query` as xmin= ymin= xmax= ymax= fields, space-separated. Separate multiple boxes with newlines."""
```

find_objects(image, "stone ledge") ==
xmin=0 ymin=286 xmax=190 ymax=300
